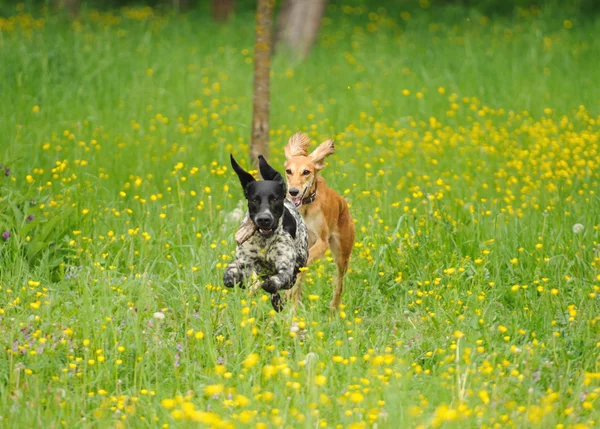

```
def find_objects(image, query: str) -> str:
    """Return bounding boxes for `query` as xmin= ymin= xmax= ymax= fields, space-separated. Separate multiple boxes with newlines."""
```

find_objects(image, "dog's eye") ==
xmin=285 ymin=169 xmax=292 ymax=175
xmin=302 ymin=170 xmax=310 ymax=176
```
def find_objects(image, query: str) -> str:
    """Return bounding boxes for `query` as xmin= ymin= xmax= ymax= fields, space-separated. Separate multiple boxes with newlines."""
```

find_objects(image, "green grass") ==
xmin=1 ymin=2 xmax=600 ymax=428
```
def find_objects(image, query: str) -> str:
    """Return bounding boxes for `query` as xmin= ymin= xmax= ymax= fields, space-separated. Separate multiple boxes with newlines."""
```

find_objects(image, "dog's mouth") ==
xmin=258 ymin=228 xmax=274 ymax=236
xmin=290 ymin=189 xmax=307 ymax=207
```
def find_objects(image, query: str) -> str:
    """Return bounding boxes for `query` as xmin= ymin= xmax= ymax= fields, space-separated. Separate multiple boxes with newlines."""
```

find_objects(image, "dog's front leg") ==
xmin=262 ymin=241 xmax=296 ymax=293
xmin=307 ymin=237 xmax=329 ymax=265
xmin=262 ymin=265 xmax=294 ymax=313
xmin=261 ymin=266 xmax=294 ymax=294
xmin=223 ymin=259 xmax=249 ymax=288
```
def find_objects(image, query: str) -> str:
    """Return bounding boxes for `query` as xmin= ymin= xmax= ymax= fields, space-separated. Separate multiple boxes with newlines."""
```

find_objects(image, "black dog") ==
xmin=223 ymin=154 xmax=308 ymax=310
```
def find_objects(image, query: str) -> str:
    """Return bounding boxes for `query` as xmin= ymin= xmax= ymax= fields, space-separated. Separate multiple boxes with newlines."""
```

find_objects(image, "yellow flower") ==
xmin=350 ymin=392 xmax=364 ymax=403
xmin=243 ymin=353 xmax=260 ymax=369
xmin=262 ymin=365 xmax=276 ymax=379
xmin=235 ymin=395 xmax=250 ymax=407
xmin=161 ymin=398 xmax=176 ymax=409
xmin=239 ymin=410 xmax=254 ymax=423
xmin=204 ymin=384 xmax=224 ymax=396
xmin=314 ymin=375 xmax=327 ymax=386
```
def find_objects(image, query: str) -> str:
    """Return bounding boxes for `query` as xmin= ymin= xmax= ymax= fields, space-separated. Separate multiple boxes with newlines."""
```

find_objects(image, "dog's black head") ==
xmin=230 ymin=154 xmax=287 ymax=238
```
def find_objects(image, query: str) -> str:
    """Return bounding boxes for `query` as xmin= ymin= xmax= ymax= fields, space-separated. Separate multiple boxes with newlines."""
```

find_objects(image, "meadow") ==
xmin=1 ymin=1 xmax=600 ymax=428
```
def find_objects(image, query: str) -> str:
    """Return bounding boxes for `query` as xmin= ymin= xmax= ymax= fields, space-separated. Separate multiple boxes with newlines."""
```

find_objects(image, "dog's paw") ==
xmin=261 ymin=277 xmax=280 ymax=294
xmin=223 ymin=273 xmax=235 ymax=288
xmin=271 ymin=293 xmax=284 ymax=312
xmin=223 ymin=268 xmax=241 ymax=288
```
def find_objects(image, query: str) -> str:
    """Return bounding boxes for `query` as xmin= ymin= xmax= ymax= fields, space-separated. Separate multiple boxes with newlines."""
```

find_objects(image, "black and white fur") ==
xmin=223 ymin=154 xmax=308 ymax=310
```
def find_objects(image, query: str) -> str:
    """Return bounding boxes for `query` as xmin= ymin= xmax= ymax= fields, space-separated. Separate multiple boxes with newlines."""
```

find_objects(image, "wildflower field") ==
xmin=1 ymin=1 xmax=600 ymax=428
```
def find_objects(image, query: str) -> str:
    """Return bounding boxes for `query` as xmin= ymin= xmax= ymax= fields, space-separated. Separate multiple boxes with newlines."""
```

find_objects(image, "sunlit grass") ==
xmin=1 ymin=2 xmax=600 ymax=428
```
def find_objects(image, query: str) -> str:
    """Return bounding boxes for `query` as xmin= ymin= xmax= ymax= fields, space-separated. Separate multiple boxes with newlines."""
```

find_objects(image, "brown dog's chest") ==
xmin=301 ymin=209 xmax=324 ymax=247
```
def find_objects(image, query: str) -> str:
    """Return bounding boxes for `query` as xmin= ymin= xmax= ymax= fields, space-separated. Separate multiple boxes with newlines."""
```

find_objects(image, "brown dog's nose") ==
xmin=289 ymin=188 xmax=300 ymax=197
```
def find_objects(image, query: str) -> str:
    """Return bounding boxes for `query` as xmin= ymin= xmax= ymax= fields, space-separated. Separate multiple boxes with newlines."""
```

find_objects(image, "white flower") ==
xmin=572 ymin=223 xmax=584 ymax=234
xmin=304 ymin=352 xmax=318 ymax=366
xmin=153 ymin=311 xmax=165 ymax=320
xmin=226 ymin=208 xmax=245 ymax=224
xmin=225 ymin=201 xmax=246 ymax=224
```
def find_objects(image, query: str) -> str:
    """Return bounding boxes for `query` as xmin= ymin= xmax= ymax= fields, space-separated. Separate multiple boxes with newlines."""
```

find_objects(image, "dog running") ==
xmin=223 ymin=154 xmax=308 ymax=311
xmin=282 ymin=132 xmax=355 ymax=310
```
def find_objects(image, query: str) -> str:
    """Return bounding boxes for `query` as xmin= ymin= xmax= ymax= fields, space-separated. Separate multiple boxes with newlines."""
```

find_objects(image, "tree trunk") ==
xmin=276 ymin=0 xmax=327 ymax=59
xmin=57 ymin=0 xmax=80 ymax=17
xmin=173 ymin=0 xmax=192 ymax=12
xmin=212 ymin=0 xmax=235 ymax=22
xmin=250 ymin=0 xmax=275 ymax=164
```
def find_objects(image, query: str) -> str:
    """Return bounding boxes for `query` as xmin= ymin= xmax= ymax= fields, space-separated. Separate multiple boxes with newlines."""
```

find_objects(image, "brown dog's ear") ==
xmin=284 ymin=132 xmax=310 ymax=159
xmin=309 ymin=139 xmax=335 ymax=170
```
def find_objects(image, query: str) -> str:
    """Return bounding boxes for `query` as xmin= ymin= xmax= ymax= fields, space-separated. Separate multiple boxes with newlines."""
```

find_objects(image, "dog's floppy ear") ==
xmin=309 ymin=139 xmax=335 ymax=170
xmin=230 ymin=154 xmax=255 ymax=192
xmin=258 ymin=155 xmax=285 ymax=186
xmin=284 ymin=132 xmax=310 ymax=159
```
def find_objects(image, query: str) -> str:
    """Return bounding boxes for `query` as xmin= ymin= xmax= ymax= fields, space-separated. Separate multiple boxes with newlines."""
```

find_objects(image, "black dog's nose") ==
xmin=289 ymin=188 xmax=300 ymax=197
xmin=256 ymin=214 xmax=273 ymax=228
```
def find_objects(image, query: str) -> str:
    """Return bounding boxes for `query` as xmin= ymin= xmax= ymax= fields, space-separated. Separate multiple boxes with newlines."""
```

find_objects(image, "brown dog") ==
xmin=283 ymin=132 xmax=355 ymax=310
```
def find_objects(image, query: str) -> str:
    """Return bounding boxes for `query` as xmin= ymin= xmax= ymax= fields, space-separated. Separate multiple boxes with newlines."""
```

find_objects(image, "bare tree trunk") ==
xmin=173 ymin=0 xmax=192 ymax=12
xmin=212 ymin=0 xmax=235 ymax=22
xmin=250 ymin=0 xmax=275 ymax=164
xmin=276 ymin=0 xmax=327 ymax=59
xmin=56 ymin=0 xmax=80 ymax=17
